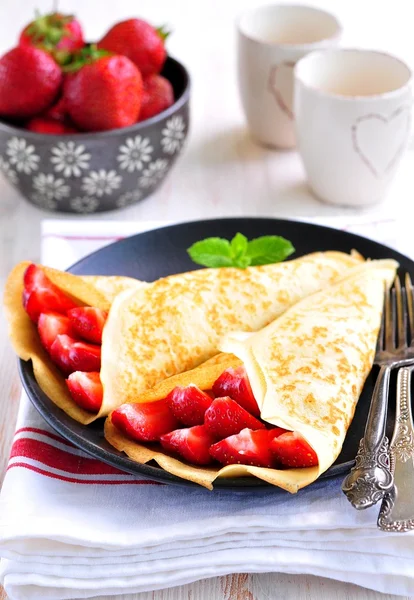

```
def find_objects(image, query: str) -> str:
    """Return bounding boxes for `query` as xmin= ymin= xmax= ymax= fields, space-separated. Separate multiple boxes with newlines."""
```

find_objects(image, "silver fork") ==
xmin=342 ymin=276 xmax=414 ymax=510
xmin=378 ymin=274 xmax=414 ymax=531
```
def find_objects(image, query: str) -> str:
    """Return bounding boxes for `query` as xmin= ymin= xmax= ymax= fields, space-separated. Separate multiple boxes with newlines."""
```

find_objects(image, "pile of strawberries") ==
xmin=112 ymin=368 xmax=319 ymax=469
xmin=23 ymin=264 xmax=107 ymax=411
xmin=0 ymin=13 xmax=174 ymax=134
xmin=22 ymin=263 xmax=319 ymax=471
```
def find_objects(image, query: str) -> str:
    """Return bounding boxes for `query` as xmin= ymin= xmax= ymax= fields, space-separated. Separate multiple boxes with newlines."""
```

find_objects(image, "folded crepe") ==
xmin=4 ymin=262 xmax=144 ymax=424
xmin=105 ymin=259 xmax=398 ymax=491
xmin=4 ymin=251 xmax=361 ymax=425
xmin=101 ymin=251 xmax=363 ymax=409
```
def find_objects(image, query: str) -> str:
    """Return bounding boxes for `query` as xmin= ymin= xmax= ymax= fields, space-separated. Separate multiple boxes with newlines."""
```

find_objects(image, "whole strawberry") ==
xmin=64 ymin=49 xmax=143 ymax=131
xmin=26 ymin=117 xmax=78 ymax=134
xmin=97 ymin=19 xmax=168 ymax=77
xmin=19 ymin=12 xmax=84 ymax=56
xmin=0 ymin=46 xmax=62 ymax=119
xmin=139 ymin=74 xmax=174 ymax=121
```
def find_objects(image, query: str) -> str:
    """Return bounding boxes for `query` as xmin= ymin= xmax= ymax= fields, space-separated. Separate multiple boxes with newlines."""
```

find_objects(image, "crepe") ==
xmin=4 ymin=262 xmax=144 ymax=424
xmin=101 ymin=251 xmax=363 ymax=409
xmin=105 ymin=259 xmax=398 ymax=491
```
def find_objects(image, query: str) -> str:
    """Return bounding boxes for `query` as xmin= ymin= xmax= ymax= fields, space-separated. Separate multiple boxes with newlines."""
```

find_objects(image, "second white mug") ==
xmin=237 ymin=4 xmax=342 ymax=149
xmin=294 ymin=49 xmax=412 ymax=207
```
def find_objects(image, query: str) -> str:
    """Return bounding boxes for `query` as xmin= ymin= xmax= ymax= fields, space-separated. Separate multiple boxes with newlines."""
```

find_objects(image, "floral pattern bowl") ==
xmin=0 ymin=56 xmax=190 ymax=213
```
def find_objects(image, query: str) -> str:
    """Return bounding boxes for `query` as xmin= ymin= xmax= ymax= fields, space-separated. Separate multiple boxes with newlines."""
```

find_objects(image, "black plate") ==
xmin=19 ymin=217 xmax=412 ymax=489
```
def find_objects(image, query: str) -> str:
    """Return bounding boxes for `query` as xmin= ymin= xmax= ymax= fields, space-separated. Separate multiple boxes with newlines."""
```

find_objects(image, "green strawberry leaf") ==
xmin=187 ymin=233 xmax=295 ymax=269
xmin=246 ymin=236 xmax=295 ymax=266
xmin=187 ymin=237 xmax=234 ymax=268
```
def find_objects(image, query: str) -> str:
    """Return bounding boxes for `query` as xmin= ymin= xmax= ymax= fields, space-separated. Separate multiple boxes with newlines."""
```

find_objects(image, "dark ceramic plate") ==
xmin=18 ymin=218 xmax=414 ymax=489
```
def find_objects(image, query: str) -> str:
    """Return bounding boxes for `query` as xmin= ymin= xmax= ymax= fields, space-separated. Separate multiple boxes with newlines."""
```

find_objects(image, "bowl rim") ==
xmin=0 ymin=55 xmax=191 ymax=140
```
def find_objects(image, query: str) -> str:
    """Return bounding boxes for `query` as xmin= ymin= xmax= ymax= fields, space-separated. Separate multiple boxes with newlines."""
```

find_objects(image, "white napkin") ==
xmin=1 ymin=216 xmax=414 ymax=600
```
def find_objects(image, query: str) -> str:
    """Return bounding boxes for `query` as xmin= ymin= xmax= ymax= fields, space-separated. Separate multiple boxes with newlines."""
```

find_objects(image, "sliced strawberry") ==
xmin=111 ymin=400 xmax=179 ymax=442
xmin=23 ymin=264 xmax=79 ymax=323
xmin=209 ymin=428 xmax=277 ymax=468
xmin=160 ymin=425 xmax=216 ymax=465
xmin=269 ymin=431 xmax=318 ymax=468
xmin=204 ymin=397 xmax=265 ymax=440
xmin=68 ymin=307 xmax=108 ymax=344
xmin=38 ymin=312 xmax=75 ymax=352
xmin=212 ymin=366 xmax=260 ymax=417
xmin=50 ymin=334 xmax=101 ymax=375
xmin=66 ymin=371 xmax=103 ymax=412
xmin=166 ymin=385 xmax=213 ymax=426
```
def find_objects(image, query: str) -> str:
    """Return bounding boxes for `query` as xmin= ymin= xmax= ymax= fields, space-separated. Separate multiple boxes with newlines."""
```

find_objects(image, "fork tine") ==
xmin=384 ymin=284 xmax=395 ymax=351
xmin=376 ymin=290 xmax=386 ymax=353
xmin=395 ymin=275 xmax=407 ymax=350
xmin=406 ymin=273 xmax=414 ymax=346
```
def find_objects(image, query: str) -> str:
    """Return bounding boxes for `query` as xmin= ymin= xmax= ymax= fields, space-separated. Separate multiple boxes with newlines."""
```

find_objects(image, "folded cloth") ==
xmin=1 ymin=216 xmax=414 ymax=600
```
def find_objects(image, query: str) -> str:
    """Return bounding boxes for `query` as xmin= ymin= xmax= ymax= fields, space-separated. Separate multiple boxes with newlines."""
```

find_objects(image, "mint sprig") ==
xmin=187 ymin=233 xmax=295 ymax=269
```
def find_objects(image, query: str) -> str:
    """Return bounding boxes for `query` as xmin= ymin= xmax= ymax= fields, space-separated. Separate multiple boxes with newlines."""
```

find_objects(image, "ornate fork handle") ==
xmin=378 ymin=366 xmax=414 ymax=531
xmin=342 ymin=364 xmax=394 ymax=509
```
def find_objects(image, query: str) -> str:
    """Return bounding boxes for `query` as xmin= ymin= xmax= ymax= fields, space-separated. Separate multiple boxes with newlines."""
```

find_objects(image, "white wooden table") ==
xmin=1 ymin=1 xmax=414 ymax=599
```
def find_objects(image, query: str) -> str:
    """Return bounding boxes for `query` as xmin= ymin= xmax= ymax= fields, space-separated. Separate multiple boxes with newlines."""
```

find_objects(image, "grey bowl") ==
xmin=0 ymin=56 xmax=190 ymax=213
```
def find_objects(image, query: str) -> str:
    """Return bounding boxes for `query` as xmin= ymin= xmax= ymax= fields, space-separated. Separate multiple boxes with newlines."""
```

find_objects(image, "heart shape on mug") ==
xmin=352 ymin=106 xmax=411 ymax=178
xmin=268 ymin=62 xmax=295 ymax=120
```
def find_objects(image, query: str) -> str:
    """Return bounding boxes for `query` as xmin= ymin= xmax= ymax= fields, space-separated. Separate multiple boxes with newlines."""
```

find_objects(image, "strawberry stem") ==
xmin=62 ymin=44 xmax=111 ymax=72
xmin=156 ymin=25 xmax=171 ymax=42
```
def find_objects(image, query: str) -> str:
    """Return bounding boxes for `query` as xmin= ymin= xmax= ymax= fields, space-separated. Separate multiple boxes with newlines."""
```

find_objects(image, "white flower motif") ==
xmin=161 ymin=116 xmax=186 ymax=154
xmin=33 ymin=173 xmax=70 ymax=200
xmin=117 ymin=136 xmax=153 ymax=172
xmin=31 ymin=193 xmax=57 ymax=211
xmin=139 ymin=159 xmax=168 ymax=188
xmin=6 ymin=137 xmax=40 ymax=174
xmin=50 ymin=141 xmax=91 ymax=177
xmin=82 ymin=169 xmax=122 ymax=197
xmin=70 ymin=196 xmax=100 ymax=213
xmin=115 ymin=189 xmax=143 ymax=208
xmin=0 ymin=156 xmax=18 ymax=185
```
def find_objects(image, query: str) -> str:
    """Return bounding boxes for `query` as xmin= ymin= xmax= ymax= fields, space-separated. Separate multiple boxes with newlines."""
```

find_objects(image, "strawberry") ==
xmin=68 ymin=307 xmax=108 ymax=344
xmin=269 ymin=431 xmax=319 ymax=468
xmin=160 ymin=425 xmax=216 ymax=465
xmin=42 ymin=95 xmax=67 ymax=122
xmin=37 ymin=312 xmax=75 ymax=352
xmin=66 ymin=371 xmax=103 ymax=412
xmin=209 ymin=428 xmax=277 ymax=468
xmin=23 ymin=264 xmax=79 ymax=323
xmin=97 ymin=19 xmax=168 ymax=77
xmin=0 ymin=46 xmax=62 ymax=119
xmin=166 ymin=385 xmax=213 ymax=426
xmin=111 ymin=400 xmax=179 ymax=442
xmin=50 ymin=334 xmax=101 ymax=375
xmin=19 ymin=12 xmax=84 ymax=58
xmin=139 ymin=75 xmax=174 ymax=121
xmin=212 ymin=366 xmax=260 ymax=417
xmin=64 ymin=50 xmax=143 ymax=132
xmin=204 ymin=397 xmax=265 ymax=440
xmin=26 ymin=117 xmax=78 ymax=134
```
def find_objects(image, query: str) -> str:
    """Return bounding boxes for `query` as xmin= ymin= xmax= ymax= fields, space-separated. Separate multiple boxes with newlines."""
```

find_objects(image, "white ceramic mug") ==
xmin=294 ymin=49 xmax=413 ymax=207
xmin=237 ymin=4 xmax=342 ymax=149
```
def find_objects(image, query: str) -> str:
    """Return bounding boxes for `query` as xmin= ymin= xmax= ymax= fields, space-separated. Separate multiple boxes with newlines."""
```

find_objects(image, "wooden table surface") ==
xmin=1 ymin=0 xmax=414 ymax=599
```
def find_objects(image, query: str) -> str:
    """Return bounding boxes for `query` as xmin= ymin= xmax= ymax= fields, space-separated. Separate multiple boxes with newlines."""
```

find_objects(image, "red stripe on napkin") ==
xmin=7 ymin=462 xmax=161 ymax=485
xmin=11 ymin=438 xmax=127 ymax=475
xmin=15 ymin=427 xmax=75 ymax=448
xmin=9 ymin=435 xmax=163 ymax=485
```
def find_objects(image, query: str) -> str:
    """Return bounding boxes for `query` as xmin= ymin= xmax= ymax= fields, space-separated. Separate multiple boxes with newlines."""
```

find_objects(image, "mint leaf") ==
xmin=246 ymin=236 xmax=295 ymax=266
xmin=187 ymin=237 xmax=234 ymax=268
xmin=230 ymin=233 xmax=248 ymax=261
xmin=187 ymin=233 xmax=294 ymax=269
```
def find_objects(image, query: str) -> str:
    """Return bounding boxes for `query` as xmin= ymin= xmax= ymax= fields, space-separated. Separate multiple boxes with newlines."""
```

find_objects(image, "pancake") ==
xmin=105 ymin=259 xmax=397 ymax=490
xmin=101 ymin=251 xmax=363 ymax=410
